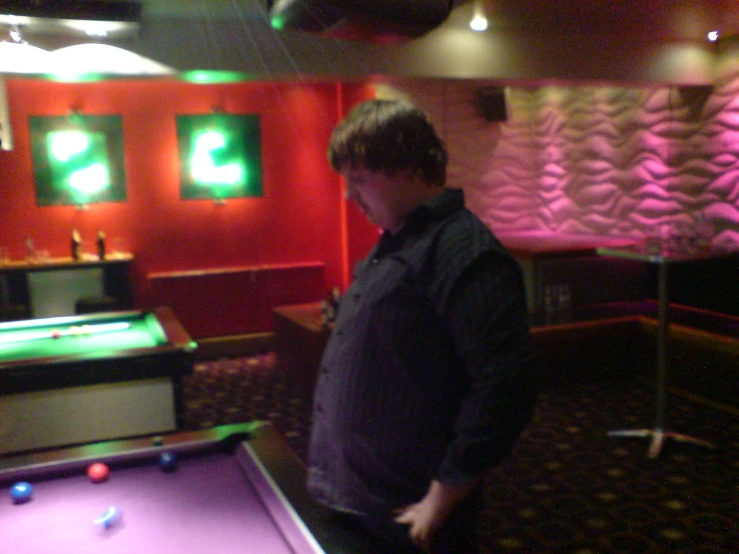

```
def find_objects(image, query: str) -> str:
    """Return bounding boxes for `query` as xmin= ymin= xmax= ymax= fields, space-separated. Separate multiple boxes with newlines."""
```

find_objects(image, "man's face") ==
xmin=341 ymin=167 xmax=415 ymax=233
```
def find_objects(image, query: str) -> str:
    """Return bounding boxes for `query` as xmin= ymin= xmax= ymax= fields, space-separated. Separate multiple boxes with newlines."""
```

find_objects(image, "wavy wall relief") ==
xmin=386 ymin=78 xmax=739 ymax=247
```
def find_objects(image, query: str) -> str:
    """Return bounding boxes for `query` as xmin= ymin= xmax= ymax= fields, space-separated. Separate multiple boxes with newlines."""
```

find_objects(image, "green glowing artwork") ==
xmin=177 ymin=114 xmax=263 ymax=200
xmin=30 ymin=115 xmax=126 ymax=206
xmin=270 ymin=15 xmax=286 ymax=30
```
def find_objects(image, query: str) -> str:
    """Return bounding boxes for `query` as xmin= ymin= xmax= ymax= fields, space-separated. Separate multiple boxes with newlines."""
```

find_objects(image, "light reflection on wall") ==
xmin=0 ymin=43 xmax=173 ymax=79
xmin=392 ymin=77 xmax=739 ymax=246
xmin=476 ymin=83 xmax=738 ymax=245
xmin=646 ymin=45 xmax=715 ymax=85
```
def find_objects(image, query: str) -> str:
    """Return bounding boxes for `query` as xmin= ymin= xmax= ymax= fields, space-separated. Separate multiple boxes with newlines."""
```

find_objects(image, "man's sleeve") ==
xmin=435 ymin=252 xmax=537 ymax=485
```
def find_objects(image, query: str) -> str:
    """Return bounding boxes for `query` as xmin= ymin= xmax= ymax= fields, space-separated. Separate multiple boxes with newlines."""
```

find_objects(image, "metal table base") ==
xmin=596 ymin=245 xmax=733 ymax=458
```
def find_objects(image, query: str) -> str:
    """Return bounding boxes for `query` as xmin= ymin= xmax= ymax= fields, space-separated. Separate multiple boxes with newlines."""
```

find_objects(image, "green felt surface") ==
xmin=0 ymin=312 xmax=168 ymax=362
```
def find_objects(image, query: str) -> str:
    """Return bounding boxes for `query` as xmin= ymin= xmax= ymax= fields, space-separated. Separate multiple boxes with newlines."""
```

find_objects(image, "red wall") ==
xmin=336 ymin=84 xmax=383 ymax=277
xmin=0 ymin=78 xmax=378 ymax=336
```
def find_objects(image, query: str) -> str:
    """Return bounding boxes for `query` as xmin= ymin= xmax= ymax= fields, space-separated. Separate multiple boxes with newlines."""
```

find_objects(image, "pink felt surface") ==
xmin=2 ymin=449 xmax=308 ymax=554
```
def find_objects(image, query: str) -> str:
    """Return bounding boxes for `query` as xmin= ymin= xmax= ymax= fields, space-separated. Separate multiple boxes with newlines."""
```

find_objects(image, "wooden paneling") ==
xmin=148 ymin=263 xmax=325 ymax=338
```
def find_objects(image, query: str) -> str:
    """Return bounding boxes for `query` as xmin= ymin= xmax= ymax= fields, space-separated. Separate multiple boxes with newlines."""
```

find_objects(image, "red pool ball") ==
xmin=50 ymin=329 xmax=61 ymax=339
xmin=87 ymin=463 xmax=109 ymax=483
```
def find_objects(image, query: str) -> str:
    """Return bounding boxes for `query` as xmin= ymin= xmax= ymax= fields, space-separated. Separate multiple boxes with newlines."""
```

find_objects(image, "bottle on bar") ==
xmin=71 ymin=228 xmax=82 ymax=260
xmin=25 ymin=237 xmax=35 ymax=261
xmin=97 ymin=229 xmax=106 ymax=260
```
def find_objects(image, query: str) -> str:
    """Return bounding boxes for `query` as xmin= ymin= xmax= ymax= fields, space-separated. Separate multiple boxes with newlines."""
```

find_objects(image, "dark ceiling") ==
xmin=2 ymin=0 xmax=739 ymax=85
xmin=5 ymin=0 xmax=736 ymax=38
xmin=131 ymin=0 xmax=738 ymax=37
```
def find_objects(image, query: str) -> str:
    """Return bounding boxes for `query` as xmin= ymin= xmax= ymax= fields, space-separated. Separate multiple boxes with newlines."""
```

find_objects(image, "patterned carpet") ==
xmin=182 ymin=353 xmax=739 ymax=554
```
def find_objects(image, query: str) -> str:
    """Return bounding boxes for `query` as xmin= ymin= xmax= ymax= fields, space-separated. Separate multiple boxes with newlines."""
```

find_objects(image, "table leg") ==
xmin=647 ymin=429 xmax=666 ymax=459
xmin=608 ymin=257 xmax=715 ymax=458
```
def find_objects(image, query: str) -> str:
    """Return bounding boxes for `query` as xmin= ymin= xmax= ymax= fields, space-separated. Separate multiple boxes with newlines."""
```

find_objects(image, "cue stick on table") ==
xmin=0 ymin=321 xmax=131 ymax=345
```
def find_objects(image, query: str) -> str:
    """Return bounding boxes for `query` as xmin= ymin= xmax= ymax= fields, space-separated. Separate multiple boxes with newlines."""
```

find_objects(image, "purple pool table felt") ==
xmin=3 ymin=448 xmax=312 ymax=554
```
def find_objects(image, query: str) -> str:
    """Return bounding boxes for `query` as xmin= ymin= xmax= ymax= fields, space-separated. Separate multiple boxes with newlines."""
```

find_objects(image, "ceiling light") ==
xmin=470 ymin=14 xmax=488 ymax=32
xmin=49 ymin=44 xmax=175 ymax=78
xmin=470 ymin=1 xmax=488 ymax=32
xmin=0 ymin=42 xmax=52 ymax=74
xmin=707 ymin=31 xmax=719 ymax=42
xmin=0 ymin=43 xmax=174 ymax=78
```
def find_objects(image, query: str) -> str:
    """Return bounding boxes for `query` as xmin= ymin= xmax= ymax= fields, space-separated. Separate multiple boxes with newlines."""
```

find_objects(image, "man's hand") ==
xmin=394 ymin=479 xmax=478 ymax=552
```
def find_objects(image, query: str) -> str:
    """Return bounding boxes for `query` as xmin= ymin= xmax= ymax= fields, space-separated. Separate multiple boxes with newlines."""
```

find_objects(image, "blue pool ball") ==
xmin=159 ymin=452 xmax=177 ymax=471
xmin=10 ymin=482 xmax=33 ymax=503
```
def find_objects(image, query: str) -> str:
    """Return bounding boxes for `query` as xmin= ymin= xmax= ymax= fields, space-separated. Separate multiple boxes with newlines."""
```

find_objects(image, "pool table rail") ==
xmin=0 ymin=421 xmax=262 ymax=484
xmin=0 ymin=306 xmax=195 ymax=395
xmin=0 ymin=346 xmax=193 ymax=394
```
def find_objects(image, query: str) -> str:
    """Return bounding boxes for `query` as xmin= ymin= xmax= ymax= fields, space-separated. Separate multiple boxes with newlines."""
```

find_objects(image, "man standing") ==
xmin=307 ymin=99 xmax=536 ymax=553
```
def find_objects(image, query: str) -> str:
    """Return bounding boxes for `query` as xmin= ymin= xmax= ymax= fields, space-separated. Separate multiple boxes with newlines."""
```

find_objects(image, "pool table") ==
xmin=0 ymin=422 xmax=374 ymax=554
xmin=0 ymin=307 xmax=196 ymax=455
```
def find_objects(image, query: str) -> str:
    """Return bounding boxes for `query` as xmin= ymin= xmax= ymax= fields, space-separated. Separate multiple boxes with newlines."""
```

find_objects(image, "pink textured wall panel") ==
xmin=385 ymin=80 xmax=739 ymax=248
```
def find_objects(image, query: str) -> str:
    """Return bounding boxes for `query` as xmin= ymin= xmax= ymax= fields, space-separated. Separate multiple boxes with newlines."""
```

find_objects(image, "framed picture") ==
xmin=177 ymin=113 xmax=263 ymax=201
xmin=29 ymin=114 xmax=126 ymax=207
